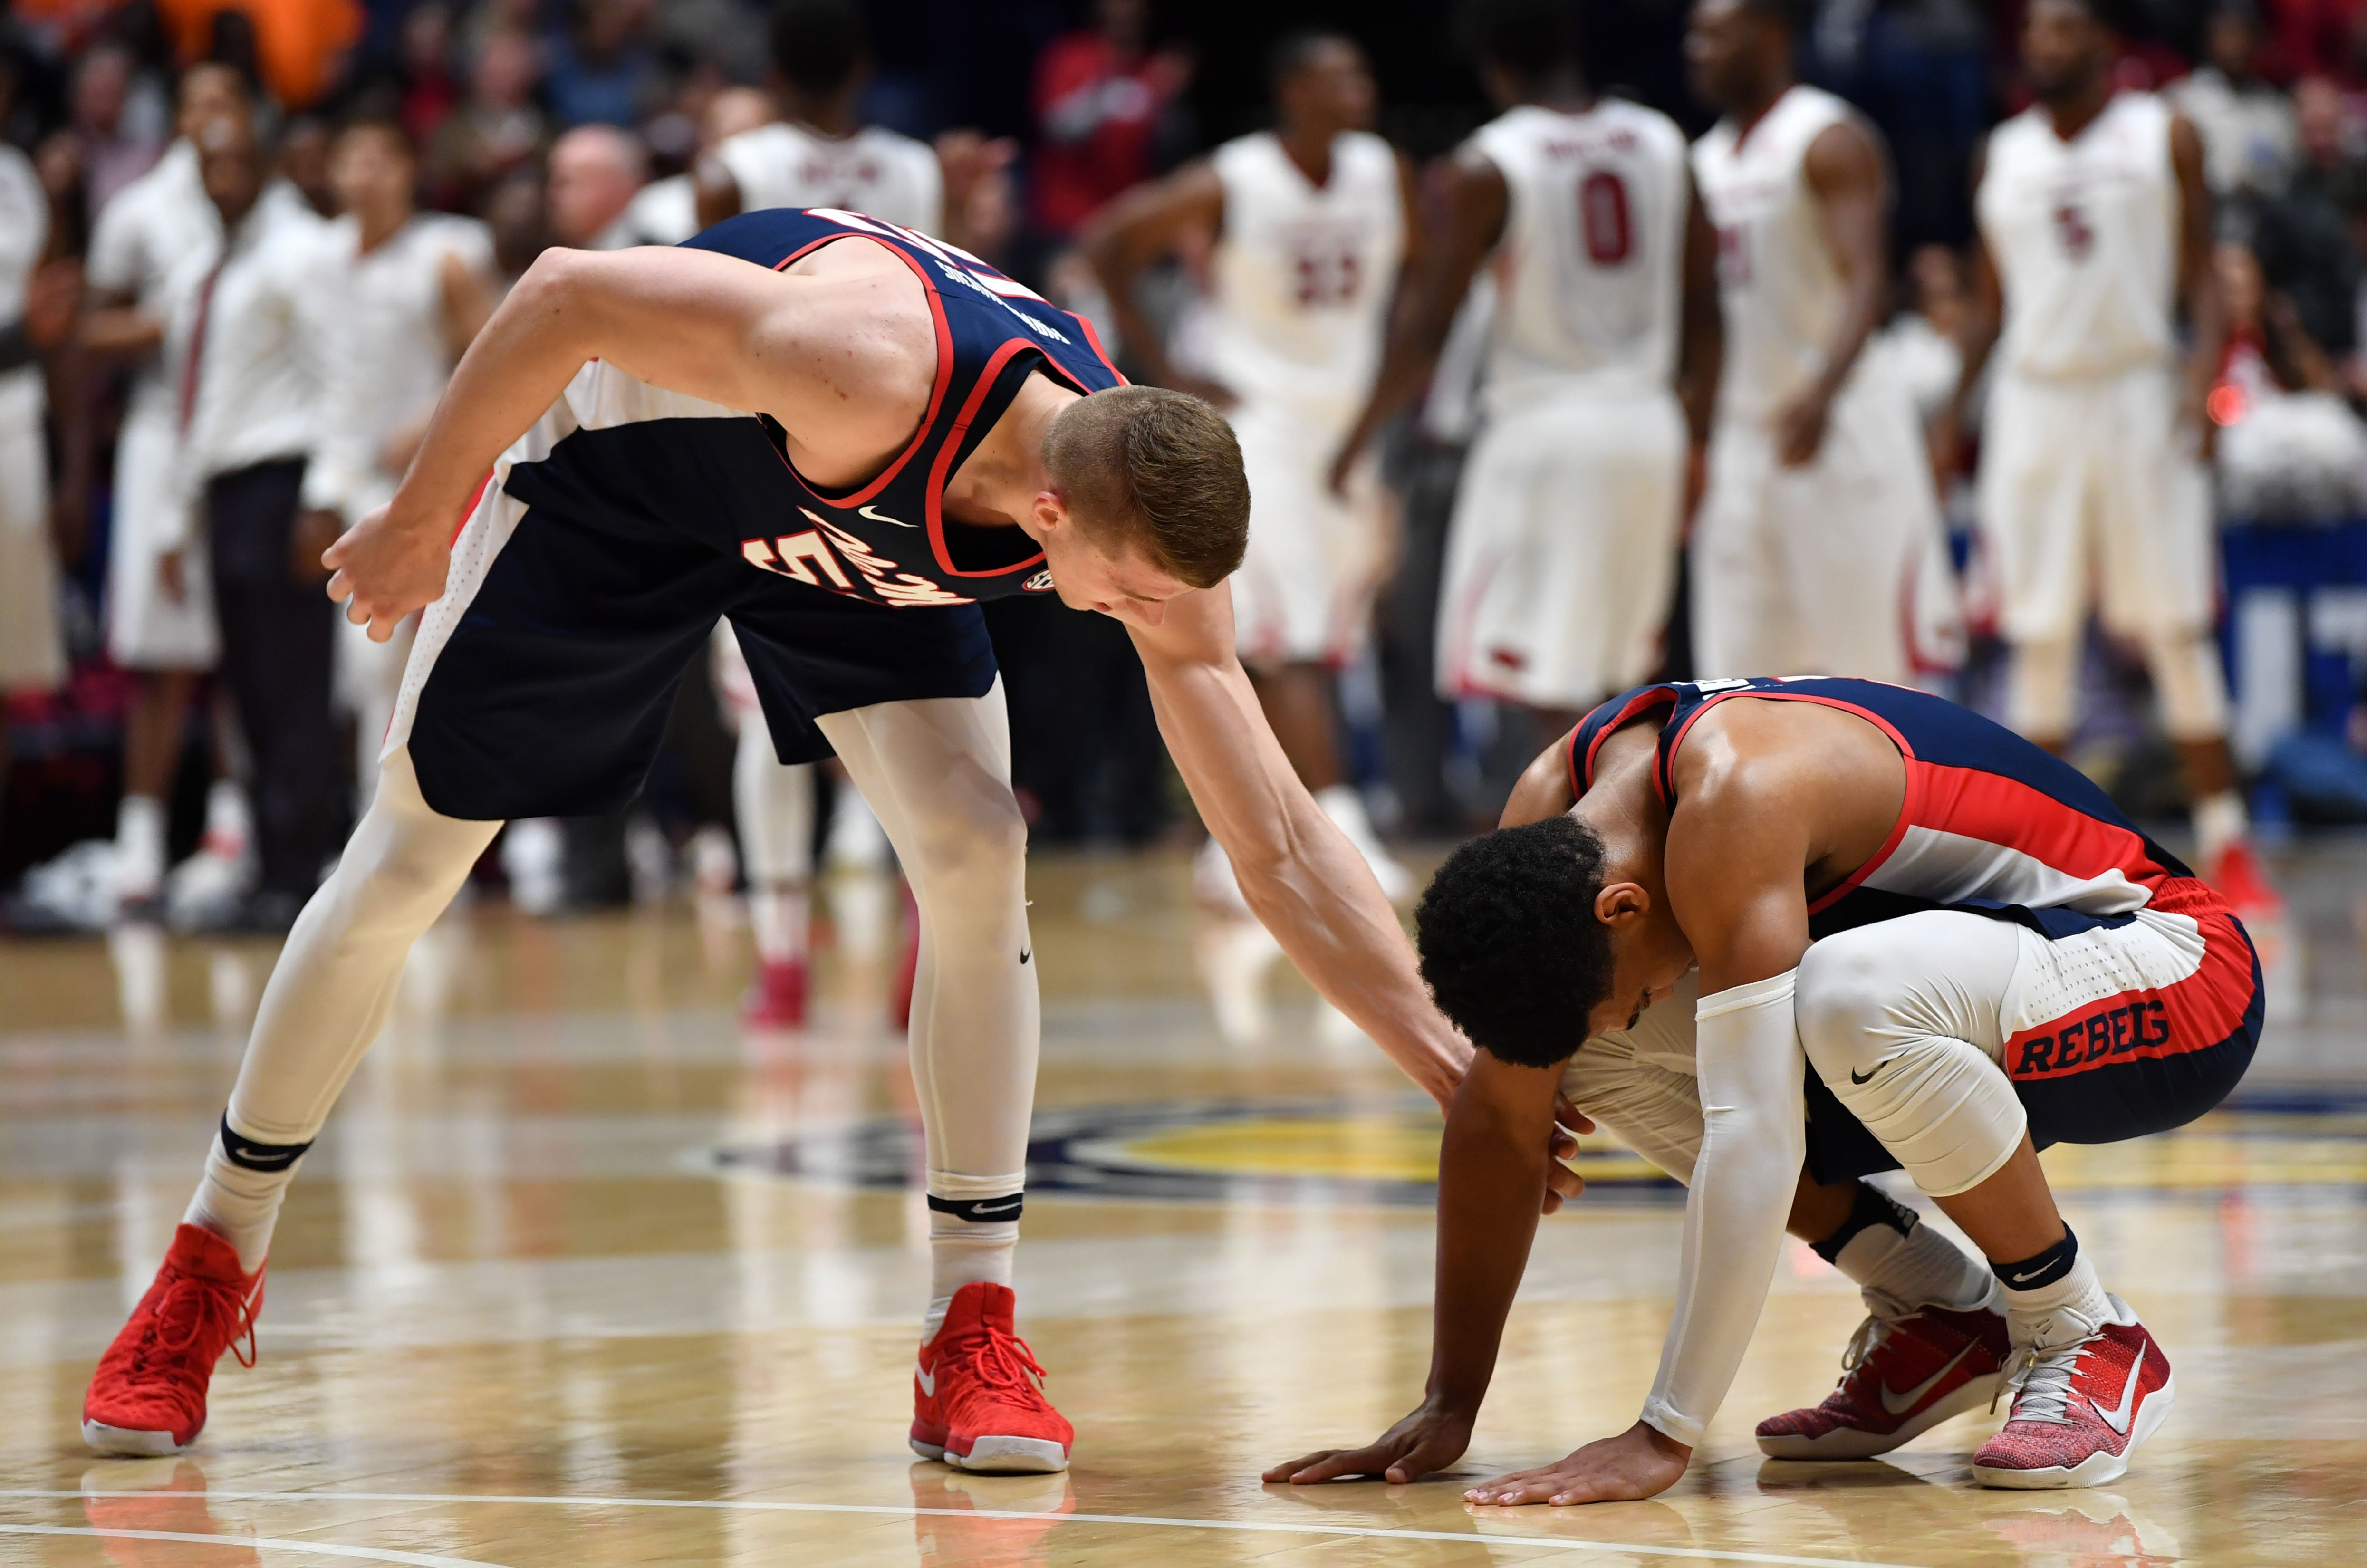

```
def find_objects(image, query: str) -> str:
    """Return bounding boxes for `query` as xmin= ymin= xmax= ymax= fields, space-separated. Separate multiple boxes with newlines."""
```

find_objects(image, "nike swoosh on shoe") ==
xmin=2092 ymin=1343 xmax=2144 ymax=1435
xmin=1879 ymin=1340 xmax=1980 ymax=1416
xmin=916 ymin=1360 xmax=937 ymax=1397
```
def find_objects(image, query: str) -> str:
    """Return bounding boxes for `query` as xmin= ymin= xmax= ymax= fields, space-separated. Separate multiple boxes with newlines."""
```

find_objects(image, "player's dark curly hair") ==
xmin=1414 ymin=816 xmax=1617 ymax=1070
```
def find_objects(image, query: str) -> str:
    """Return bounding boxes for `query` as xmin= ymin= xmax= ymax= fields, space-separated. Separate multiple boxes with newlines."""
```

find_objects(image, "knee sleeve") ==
xmin=2141 ymin=631 xmax=2231 ymax=741
xmin=229 ymin=748 xmax=500 ymax=1143
xmin=732 ymin=723 xmax=813 ymax=887
xmin=2005 ymin=636 xmax=2078 ymax=743
xmin=818 ymin=691 xmax=1038 ymax=1190
xmin=1795 ymin=917 xmax=2029 ymax=1199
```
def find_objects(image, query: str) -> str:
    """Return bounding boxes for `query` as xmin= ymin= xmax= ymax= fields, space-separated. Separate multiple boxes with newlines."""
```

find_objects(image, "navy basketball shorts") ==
xmin=388 ymin=481 xmax=997 ymax=822
xmin=1803 ymin=888 xmax=2263 ymax=1183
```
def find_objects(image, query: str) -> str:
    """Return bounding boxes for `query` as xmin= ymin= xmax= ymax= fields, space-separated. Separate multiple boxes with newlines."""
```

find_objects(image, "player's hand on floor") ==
xmin=1463 ymin=1420 xmax=1689 ymax=1507
xmin=325 ymin=501 xmax=452 ymax=642
xmin=1542 ymin=1093 xmax=1594 ymax=1215
xmin=1263 ymin=1402 xmax=1474 ymax=1486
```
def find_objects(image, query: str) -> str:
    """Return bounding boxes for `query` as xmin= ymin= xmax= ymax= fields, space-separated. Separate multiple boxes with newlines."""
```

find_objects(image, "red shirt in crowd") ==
xmin=1030 ymin=29 xmax=1188 ymax=239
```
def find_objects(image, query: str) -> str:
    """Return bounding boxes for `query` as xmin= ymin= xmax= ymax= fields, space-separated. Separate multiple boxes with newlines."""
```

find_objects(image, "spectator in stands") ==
xmin=548 ymin=122 xmax=645 ymax=247
xmin=608 ymin=84 xmax=765 ymax=247
xmin=2255 ymin=74 xmax=2366 ymax=357
xmin=480 ymin=164 xmax=549 ymax=287
xmin=1030 ymin=0 xmax=1192 ymax=242
xmin=68 ymin=41 xmax=161 ymax=218
xmin=424 ymin=27 xmax=545 ymax=213
xmin=279 ymin=112 xmax=337 ymax=214
xmin=542 ymin=0 xmax=655 ymax=129
xmin=154 ymin=0 xmax=363 ymax=109
xmin=397 ymin=1 xmax=460 ymax=146
xmin=2290 ymin=73 xmax=2367 ymax=223
xmin=2169 ymin=0 xmax=2300 ymax=202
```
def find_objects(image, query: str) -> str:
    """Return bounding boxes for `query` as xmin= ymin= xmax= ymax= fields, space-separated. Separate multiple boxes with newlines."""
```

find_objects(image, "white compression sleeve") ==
xmin=1638 ymin=971 xmax=1807 ymax=1450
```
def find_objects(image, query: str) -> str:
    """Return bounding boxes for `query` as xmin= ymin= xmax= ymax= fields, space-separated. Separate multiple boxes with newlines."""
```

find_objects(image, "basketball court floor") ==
xmin=3 ymin=840 xmax=2365 ymax=1567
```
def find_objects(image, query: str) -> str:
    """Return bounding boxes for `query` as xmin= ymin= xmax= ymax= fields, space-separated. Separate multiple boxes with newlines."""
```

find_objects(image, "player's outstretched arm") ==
xmin=1078 ymin=160 xmax=1230 ymax=401
xmin=1127 ymin=585 xmax=1470 ymax=1106
xmin=327 ymin=243 xmax=925 ymax=639
xmin=1265 ymin=1050 xmax=1561 ymax=1487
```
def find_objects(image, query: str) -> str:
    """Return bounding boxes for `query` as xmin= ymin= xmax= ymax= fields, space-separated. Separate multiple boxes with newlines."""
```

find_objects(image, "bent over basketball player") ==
xmin=1271 ymin=677 xmax=2258 ymax=1498
xmin=83 ymin=208 xmax=1485 ymax=1473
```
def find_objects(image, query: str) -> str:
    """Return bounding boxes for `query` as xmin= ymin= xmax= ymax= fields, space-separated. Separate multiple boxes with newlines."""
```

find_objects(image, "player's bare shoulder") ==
xmin=1667 ymin=695 xmax=1905 ymax=873
xmin=760 ymin=236 xmax=943 ymax=483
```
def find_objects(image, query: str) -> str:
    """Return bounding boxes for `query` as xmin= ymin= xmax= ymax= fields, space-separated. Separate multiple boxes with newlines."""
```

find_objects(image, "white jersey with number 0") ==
xmin=1472 ymin=98 xmax=1690 ymax=412
xmin=1977 ymin=92 xmax=2179 ymax=381
xmin=713 ymin=121 xmax=943 ymax=234
xmin=1693 ymin=85 xmax=1868 ymax=423
xmin=1204 ymin=129 xmax=1403 ymax=420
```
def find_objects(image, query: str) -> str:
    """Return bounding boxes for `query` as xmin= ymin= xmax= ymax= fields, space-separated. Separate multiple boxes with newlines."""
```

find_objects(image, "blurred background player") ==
xmin=0 ymin=95 xmax=65 ymax=796
xmin=1083 ymin=30 xmax=1416 ymax=1039
xmin=76 ymin=63 xmax=254 ymax=920
xmin=299 ymin=114 xmax=495 ymax=811
xmin=168 ymin=113 xmax=337 ymax=930
xmin=1953 ymin=0 xmax=2276 ymax=914
xmin=1333 ymin=0 xmax=1720 ymax=776
xmin=1686 ymin=0 xmax=1962 ymax=685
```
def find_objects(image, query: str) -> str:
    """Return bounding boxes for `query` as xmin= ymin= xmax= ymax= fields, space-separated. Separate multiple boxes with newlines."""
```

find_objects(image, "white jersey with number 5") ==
xmin=1471 ymin=98 xmax=1690 ymax=413
xmin=1205 ymin=129 xmax=1403 ymax=421
xmin=1977 ymin=92 xmax=2178 ymax=380
xmin=1692 ymin=84 xmax=1864 ymax=423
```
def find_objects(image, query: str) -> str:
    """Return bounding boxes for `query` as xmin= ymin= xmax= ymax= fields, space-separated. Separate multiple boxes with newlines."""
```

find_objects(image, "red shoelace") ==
xmin=941 ymin=1326 xmax=1052 ymax=1410
xmin=125 ymin=1269 xmax=264 ymax=1395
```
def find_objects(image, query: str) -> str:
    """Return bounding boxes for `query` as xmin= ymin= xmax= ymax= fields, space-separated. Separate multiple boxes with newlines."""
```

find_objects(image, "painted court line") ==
xmin=0 ymin=1488 xmax=1937 ymax=1568
xmin=0 ymin=1522 xmax=515 ymax=1568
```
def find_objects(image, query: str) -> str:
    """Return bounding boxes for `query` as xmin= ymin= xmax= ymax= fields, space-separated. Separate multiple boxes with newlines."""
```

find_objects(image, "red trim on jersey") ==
xmin=450 ymin=469 xmax=496 ymax=547
xmin=2002 ymin=910 xmax=2258 ymax=1082
xmin=1656 ymin=688 xmax=1916 ymax=808
xmin=1911 ymin=761 xmax=2173 ymax=891
xmin=1579 ymin=688 xmax=1678 ymax=796
xmin=1076 ymin=314 xmax=1127 ymax=385
xmin=767 ymin=234 xmax=955 ymax=509
xmin=924 ymin=336 xmax=1048 ymax=579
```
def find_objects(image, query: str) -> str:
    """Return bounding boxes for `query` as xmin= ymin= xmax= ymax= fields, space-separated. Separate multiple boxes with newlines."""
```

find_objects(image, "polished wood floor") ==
xmin=3 ymin=842 xmax=2365 ymax=1567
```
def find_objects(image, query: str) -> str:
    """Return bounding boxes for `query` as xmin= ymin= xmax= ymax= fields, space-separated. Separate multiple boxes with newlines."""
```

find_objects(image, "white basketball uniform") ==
xmin=1200 ymin=130 xmax=1404 ymax=666
xmin=1691 ymin=86 xmax=1959 ymax=684
xmin=1435 ymin=98 xmax=1690 ymax=711
xmin=1975 ymin=92 xmax=2214 ymax=645
xmin=0 ymin=145 xmax=64 ymax=694
xmin=712 ymin=121 xmax=943 ymax=232
xmin=87 ymin=140 xmax=221 ymax=670
xmin=300 ymin=212 xmax=495 ymax=771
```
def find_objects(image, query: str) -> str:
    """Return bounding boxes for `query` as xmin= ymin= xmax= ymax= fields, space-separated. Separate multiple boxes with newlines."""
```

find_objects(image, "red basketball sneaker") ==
xmin=1973 ymin=1295 xmax=2175 ymax=1489
xmin=2205 ymin=839 xmax=2284 ymax=922
xmin=910 ymin=1282 xmax=1072 ymax=1473
xmin=1756 ymin=1299 xmax=2009 ymax=1459
xmin=82 ymin=1225 xmax=263 ymax=1456
xmin=741 ymin=957 xmax=808 ymax=1029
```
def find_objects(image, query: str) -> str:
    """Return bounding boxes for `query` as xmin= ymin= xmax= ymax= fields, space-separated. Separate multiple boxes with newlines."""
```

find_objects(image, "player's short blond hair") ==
xmin=1042 ymin=386 xmax=1249 ymax=591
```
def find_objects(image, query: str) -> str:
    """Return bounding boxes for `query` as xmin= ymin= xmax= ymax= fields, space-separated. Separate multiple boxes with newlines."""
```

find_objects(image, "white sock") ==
xmin=2193 ymin=789 xmax=2249 ymax=866
xmin=923 ymin=1218 xmax=1019 ymax=1345
xmin=116 ymin=794 xmax=166 ymax=899
xmin=748 ymin=884 xmax=809 ymax=966
xmin=1836 ymin=1215 xmax=1996 ymax=1318
xmin=2000 ymin=1251 xmax=2111 ymax=1350
xmin=183 ymin=1116 xmax=310 ymax=1274
xmin=203 ymin=779 xmax=252 ymax=856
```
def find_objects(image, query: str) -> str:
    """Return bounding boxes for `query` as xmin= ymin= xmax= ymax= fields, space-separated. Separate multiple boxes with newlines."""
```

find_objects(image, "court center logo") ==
xmin=712 ymin=1100 xmax=1682 ymax=1206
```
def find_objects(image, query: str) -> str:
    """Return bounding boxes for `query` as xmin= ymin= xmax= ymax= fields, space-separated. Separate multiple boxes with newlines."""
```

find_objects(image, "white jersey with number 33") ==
xmin=1976 ymin=92 xmax=2179 ymax=381
xmin=1471 ymin=98 xmax=1690 ymax=412
xmin=1692 ymin=84 xmax=1861 ymax=423
xmin=1204 ymin=129 xmax=1403 ymax=420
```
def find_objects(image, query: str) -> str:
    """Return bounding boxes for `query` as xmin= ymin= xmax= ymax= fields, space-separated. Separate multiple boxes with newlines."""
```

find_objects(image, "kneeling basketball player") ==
xmin=1269 ymin=676 xmax=2259 ymax=1497
xmin=82 ymin=208 xmax=1495 ymax=1472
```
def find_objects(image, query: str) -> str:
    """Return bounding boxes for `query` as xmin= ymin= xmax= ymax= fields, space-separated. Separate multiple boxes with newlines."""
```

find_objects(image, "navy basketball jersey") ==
xmin=497 ymin=206 xmax=1125 ymax=611
xmin=1569 ymin=676 xmax=2224 ymax=939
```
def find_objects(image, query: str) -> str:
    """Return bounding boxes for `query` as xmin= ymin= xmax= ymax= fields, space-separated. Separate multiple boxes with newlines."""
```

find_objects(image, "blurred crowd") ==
xmin=5 ymin=0 xmax=2367 ymax=936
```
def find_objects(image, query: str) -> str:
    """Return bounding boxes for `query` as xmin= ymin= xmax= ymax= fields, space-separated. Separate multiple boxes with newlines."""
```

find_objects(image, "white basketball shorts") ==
xmin=104 ymin=400 xmax=218 ymax=670
xmin=0 ymin=368 xmax=65 ymax=693
xmin=1435 ymin=387 xmax=1686 ymax=712
xmin=1693 ymin=369 xmax=1961 ymax=684
xmin=1224 ymin=398 xmax=1392 ymax=668
xmin=1977 ymin=364 xmax=2216 ymax=644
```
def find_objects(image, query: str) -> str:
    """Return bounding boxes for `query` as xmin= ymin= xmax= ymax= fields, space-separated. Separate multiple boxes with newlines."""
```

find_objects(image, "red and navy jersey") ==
xmin=1569 ymin=676 xmax=2231 ymax=940
xmin=498 ymin=206 xmax=1124 ymax=611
